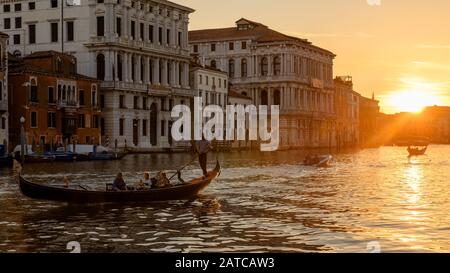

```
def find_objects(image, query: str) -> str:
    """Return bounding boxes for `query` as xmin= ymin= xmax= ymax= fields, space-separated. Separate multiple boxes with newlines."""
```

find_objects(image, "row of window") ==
xmin=198 ymin=74 xmax=227 ymax=89
xmin=116 ymin=0 xmax=181 ymax=19
xmin=2 ymin=2 xmax=34 ymax=13
xmin=7 ymin=21 xmax=75 ymax=45
xmin=105 ymin=17 xmax=183 ymax=47
xmin=118 ymin=118 xmax=166 ymax=138
xmin=28 ymin=84 xmax=98 ymax=107
xmin=118 ymin=95 xmax=184 ymax=111
xmin=96 ymin=53 xmax=185 ymax=86
xmin=29 ymin=111 xmax=100 ymax=129
xmin=192 ymin=41 xmax=247 ymax=53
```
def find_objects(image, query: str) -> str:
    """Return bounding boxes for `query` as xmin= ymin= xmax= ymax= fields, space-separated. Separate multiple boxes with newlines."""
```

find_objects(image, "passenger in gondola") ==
xmin=113 ymin=172 xmax=127 ymax=191
xmin=152 ymin=171 xmax=171 ymax=188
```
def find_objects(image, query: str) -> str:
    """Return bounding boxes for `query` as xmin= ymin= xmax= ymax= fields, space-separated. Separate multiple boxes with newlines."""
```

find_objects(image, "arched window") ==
xmin=273 ymin=90 xmax=281 ymax=106
xmin=62 ymin=85 xmax=67 ymax=101
xmin=261 ymin=57 xmax=268 ymax=76
xmin=97 ymin=54 xmax=105 ymax=80
xmin=58 ymin=85 xmax=62 ymax=101
xmin=92 ymin=85 xmax=97 ymax=106
xmin=273 ymin=56 xmax=281 ymax=76
xmin=228 ymin=59 xmax=235 ymax=78
xmin=261 ymin=90 xmax=268 ymax=105
xmin=117 ymin=54 xmax=123 ymax=81
xmin=241 ymin=58 xmax=247 ymax=77
xmin=210 ymin=60 xmax=216 ymax=69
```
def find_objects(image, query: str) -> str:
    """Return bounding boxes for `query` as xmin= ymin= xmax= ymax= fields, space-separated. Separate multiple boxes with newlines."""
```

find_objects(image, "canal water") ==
xmin=0 ymin=145 xmax=449 ymax=253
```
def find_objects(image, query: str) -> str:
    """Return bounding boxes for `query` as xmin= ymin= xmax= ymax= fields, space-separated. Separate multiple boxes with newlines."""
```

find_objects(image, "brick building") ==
xmin=8 ymin=51 xmax=101 ymax=149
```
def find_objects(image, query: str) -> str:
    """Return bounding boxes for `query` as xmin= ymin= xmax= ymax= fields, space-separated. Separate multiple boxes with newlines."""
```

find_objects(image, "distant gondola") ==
xmin=19 ymin=161 xmax=221 ymax=203
xmin=407 ymin=146 xmax=427 ymax=157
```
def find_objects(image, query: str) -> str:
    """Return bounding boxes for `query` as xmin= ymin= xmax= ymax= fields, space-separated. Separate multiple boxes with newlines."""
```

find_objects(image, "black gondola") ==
xmin=407 ymin=146 xmax=427 ymax=157
xmin=19 ymin=161 xmax=221 ymax=203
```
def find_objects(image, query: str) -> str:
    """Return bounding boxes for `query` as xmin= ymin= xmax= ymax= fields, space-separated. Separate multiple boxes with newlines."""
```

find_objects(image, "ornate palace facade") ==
xmin=189 ymin=18 xmax=336 ymax=149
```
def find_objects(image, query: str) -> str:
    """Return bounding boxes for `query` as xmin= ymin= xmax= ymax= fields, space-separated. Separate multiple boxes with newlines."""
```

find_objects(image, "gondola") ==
xmin=304 ymin=155 xmax=333 ymax=167
xmin=19 ymin=161 xmax=221 ymax=203
xmin=407 ymin=146 xmax=427 ymax=157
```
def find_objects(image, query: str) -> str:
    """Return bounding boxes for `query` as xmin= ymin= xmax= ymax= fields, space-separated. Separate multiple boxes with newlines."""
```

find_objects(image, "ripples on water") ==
xmin=0 ymin=146 xmax=449 ymax=253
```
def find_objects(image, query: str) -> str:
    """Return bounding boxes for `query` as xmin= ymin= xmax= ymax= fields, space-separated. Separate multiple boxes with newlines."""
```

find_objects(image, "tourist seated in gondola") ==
xmin=113 ymin=172 xmax=127 ymax=191
xmin=151 ymin=171 xmax=172 ymax=188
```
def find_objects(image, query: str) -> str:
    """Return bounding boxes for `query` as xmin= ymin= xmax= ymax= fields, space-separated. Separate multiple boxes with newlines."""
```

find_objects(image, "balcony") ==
xmin=0 ymin=100 xmax=7 ymax=113
xmin=57 ymin=101 xmax=79 ymax=114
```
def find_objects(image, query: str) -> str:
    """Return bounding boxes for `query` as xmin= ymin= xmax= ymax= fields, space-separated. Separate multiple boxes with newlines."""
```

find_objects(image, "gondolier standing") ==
xmin=195 ymin=137 xmax=212 ymax=176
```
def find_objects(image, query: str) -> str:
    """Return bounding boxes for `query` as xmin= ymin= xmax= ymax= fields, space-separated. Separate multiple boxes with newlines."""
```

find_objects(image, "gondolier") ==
xmin=194 ymin=137 xmax=213 ymax=176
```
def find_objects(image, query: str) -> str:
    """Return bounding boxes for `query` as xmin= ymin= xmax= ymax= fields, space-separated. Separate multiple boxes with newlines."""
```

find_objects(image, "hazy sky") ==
xmin=177 ymin=0 xmax=450 ymax=113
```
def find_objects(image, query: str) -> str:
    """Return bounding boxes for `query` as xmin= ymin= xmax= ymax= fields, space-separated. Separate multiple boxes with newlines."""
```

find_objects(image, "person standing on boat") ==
xmin=195 ymin=137 xmax=212 ymax=176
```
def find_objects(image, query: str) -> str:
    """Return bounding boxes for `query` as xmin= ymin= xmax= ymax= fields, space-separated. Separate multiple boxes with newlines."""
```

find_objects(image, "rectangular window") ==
xmin=166 ymin=29 xmax=170 ymax=44
xmin=92 ymin=115 xmax=99 ymax=129
xmin=211 ymin=43 xmax=216 ymax=52
xmin=140 ymin=22 xmax=144 ymax=40
xmin=229 ymin=42 xmax=234 ymax=50
xmin=3 ymin=5 xmax=10 ymax=12
xmin=31 ymin=112 xmax=38 ymax=128
xmin=67 ymin=21 xmax=74 ymax=41
xmin=119 ymin=95 xmax=125 ymax=108
xmin=142 ymin=120 xmax=147 ymax=136
xmin=97 ymin=16 xmax=104 ymax=37
xmin=119 ymin=118 xmax=124 ymax=136
xmin=116 ymin=17 xmax=122 ymax=37
xmin=160 ymin=120 xmax=165 ymax=136
xmin=134 ymin=96 xmax=139 ymax=109
xmin=79 ymin=90 xmax=85 ymax=105
xmin=48 ymin=87 xmax=55 ymax=103
xmin=28 ymin=2 xmax=35 ymax=10
xmin=193 ymin=44 xmax=198 ymax=53
xmin=14 ymin=3 xmax=21 ymax=11
xmin=178 ymin=31 xmax=182 ymax=47
xmin=47 ymin=112 xmax=56 ymax=128
xmin=78 ymin=114 xmax=85 ymax=128
xmin=100 ymin=94 xmax=105 ymax=108
xmin=29 ymin=24 xmax=36 ymax=44
xmin=4 ymin=18 xmax=10 ymax=30
xmin=51 ymin=0 xmax=58 ymax=8
xmin=242 ymin=41 xmax=247 ymax=49
xmin=148 ymin=25 xmax=154 ymax=43
xmin=158 ymin=27 xmax=162 ymax=44
xmin=142 ymin=97 xmax=147 ymax=109
xmin=13 ymin=34 xmax=20 ymax=45
xmin=130 ymin=21 xmax=135 ymax=39
xmin=1 ymin=117 xmax=5 ymax=129
xmin=51 ymin=22 xmax=58 ymax=42
xmin=15 ymin=17 xmax=21 ymax=28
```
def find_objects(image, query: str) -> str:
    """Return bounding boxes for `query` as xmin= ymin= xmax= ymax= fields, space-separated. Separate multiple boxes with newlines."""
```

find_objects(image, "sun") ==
xmin=389 ymin=90 xmax=440 ymax=113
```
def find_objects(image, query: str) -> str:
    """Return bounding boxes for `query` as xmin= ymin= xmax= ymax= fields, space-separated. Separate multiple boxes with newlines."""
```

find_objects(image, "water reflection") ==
xmin=0 ymin=146 xmax=449 ymax=252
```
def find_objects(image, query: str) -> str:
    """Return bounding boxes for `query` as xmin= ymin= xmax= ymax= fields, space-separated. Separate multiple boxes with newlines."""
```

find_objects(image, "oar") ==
xmin=168 ymin=155 xmax=197 ymax=181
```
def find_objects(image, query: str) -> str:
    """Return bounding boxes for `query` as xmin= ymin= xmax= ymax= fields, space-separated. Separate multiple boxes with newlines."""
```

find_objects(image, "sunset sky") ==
xmin=178 ymin=0 xmax=450 ymax=114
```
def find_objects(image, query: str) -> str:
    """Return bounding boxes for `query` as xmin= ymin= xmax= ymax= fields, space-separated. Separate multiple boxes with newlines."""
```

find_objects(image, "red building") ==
xmin=8 ymin=51 xmax=101 ymax=149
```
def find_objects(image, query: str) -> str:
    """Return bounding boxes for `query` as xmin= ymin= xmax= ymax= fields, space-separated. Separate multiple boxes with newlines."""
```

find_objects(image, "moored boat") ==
xmin=304 ymin=155 xmax=333 ymax=167
xmin=19 ymin=161 xmax=221 ymax=203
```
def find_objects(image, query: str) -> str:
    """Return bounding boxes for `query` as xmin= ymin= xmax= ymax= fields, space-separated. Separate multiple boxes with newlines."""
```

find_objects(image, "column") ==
xmin=113 ymin=51 xmax=118 ymax=81
xmin=154 ymin=58 xmax=160 ymax=85
xmin=162 ymin=59 xmax=168 ymax=86
xmin=123 ymin=53 xmax=129 ymax=82
xmin=144 ymin=56 xmax=150 ymax=84
xmin=137 ymin=55 xmax=142 ymax=84
xmin=105 ymin=50 xmax=112 ymax=81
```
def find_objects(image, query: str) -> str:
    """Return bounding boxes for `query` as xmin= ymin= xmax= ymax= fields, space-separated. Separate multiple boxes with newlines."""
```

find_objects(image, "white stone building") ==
xmin=0 ymin=31 xmax=7 ymax=152
xmin=189 ymin=18 xmax=337 ymax=149
xmin=189 ymin=61 xmax=228 ymax=109
xmin=0 ymin=0 xmax=194 ymax=150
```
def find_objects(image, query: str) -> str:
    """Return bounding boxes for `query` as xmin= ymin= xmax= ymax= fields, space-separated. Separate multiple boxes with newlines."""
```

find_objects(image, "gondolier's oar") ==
xmin=168 ymin=155 xmax=197 ymax=181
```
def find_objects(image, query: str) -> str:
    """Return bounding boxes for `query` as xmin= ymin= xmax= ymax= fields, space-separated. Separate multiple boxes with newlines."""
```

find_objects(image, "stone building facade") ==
xmin=0 ymin=32 xmax=7 ymax=152
xmin=8 ymin=51 xmax=101 ymax=149
xmin=334 ymin=76 xmax=360 ymax=148
xmin=189 ymin=18 xmax=336 ymax=149
xmin=0 ymin=0 xmax=194 ymax=150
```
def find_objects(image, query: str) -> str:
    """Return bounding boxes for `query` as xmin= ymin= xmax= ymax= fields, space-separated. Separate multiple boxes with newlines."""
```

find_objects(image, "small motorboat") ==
xmin=87 ymin=151 xmax=127 ymax=161
xmin=23 ymin=154 xmax=56 ymax=163
xmin=45 ymin=151 xmax=77 ymax=162
xmin=407 ymin=146 xmax=427 ymax=157
xmin=19 ymin=161 xmax=221 ymax=203
xmin=304 ymin=155 xmax=333 ymax=167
